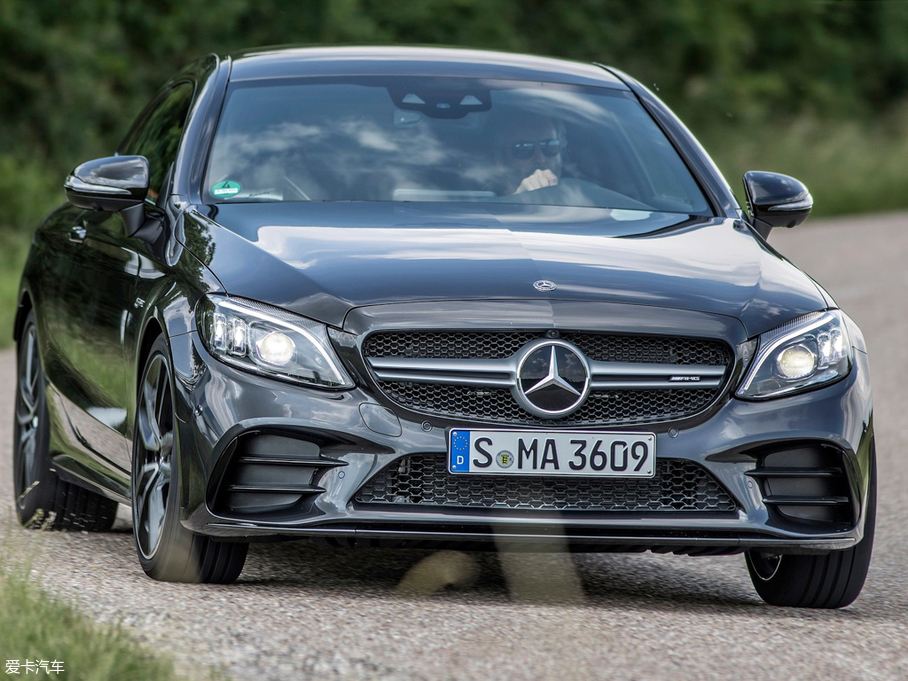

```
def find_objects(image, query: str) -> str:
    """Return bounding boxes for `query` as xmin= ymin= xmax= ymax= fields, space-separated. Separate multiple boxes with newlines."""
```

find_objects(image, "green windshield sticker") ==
xmin=211 ymin=180 xmax=241 ymax=198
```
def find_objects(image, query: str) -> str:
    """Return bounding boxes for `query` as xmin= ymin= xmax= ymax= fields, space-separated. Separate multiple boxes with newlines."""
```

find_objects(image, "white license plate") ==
xmin=448 ymin=429 xmax=656 ymax=477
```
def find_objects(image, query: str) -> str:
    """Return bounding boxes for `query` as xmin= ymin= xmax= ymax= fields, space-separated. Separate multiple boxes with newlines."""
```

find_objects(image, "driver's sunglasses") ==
xmin=509 ymin=138 xmax=562 ymax=160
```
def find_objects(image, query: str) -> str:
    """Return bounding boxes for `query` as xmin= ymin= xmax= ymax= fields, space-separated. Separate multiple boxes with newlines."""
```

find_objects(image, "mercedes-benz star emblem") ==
xmin=512 ymin=340 xmax=591 ymax=418
xmin=533 ymin=280 xmax=557 ymax=292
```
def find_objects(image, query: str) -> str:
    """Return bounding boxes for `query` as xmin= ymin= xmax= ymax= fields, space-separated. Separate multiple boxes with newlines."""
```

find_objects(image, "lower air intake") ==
xmin=355 ymin=455 xmax=737 ymax=512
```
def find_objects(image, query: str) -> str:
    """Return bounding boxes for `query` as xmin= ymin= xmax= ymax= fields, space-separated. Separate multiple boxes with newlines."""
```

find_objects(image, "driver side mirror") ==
xmin=743 ymin=171 xmax=813 ymax=237
xmin=64 ymin=156 xmax=149 ymax=213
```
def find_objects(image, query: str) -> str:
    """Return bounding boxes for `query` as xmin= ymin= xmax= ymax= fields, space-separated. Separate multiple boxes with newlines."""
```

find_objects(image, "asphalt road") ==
xmin=2 ymin=212 xmax=907 ymax=680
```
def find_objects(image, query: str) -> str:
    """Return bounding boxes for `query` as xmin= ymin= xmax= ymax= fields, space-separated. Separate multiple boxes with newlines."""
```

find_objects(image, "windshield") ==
xmin=205 ymin=76 xmax=710 ymax=215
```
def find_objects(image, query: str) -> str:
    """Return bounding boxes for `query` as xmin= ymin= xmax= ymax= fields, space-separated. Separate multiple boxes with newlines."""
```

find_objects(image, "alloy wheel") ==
xmin=14 ymin=324 xmax=42 ymax=509
xmin=133 ymin=353 xmax=175 ymax=560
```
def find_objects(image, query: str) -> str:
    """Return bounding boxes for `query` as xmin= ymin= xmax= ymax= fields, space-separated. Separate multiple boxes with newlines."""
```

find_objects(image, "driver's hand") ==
xmin=515 ymin=169 xmax=558 ymax=194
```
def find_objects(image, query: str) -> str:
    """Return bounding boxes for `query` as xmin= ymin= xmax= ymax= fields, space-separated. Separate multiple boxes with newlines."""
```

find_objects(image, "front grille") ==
xmin=380 ymin=383 xmax=718 ymax=426
xmin=363 ymin=331 xmax=732 ymax=426
xmin=356 ymin=455 xmax=737 ymax=513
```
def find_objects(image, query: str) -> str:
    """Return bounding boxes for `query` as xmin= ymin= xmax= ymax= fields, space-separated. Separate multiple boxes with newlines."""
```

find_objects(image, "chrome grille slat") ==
xmin=369 ymin=356 xmax=725 ymax=390
xmin=370 ymin=357 xmax=513 ymax=387
xmin=372 ymin=371 xmax=515 ymax=388
xmin=591 ymin=361 xmax=727 ymax=377
xmin=588 ymin=378 xmax=723 ymax=390
xmin=369 ymin=357 xmax=513 ymax=372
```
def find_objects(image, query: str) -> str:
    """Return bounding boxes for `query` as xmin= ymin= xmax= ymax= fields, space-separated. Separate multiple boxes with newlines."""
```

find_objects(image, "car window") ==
xmin=204 ymin=76 xmax=710 ymax=215
xmin=121 ymin=82 xmax=194 ymax=202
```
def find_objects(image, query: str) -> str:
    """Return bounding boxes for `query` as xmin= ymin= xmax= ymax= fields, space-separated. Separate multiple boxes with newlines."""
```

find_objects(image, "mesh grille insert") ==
xmin=379 ymin=383 xmax=718 ymax=426
xmin=364 ymin=331 xmax=540 ymax=360
xmin=356 ymin=455 xmax=737 ymax=512
xmin=364 ymin=331 xmax=731 ymax=365
xmin=561 ymin=332 xmax=730 ymax=366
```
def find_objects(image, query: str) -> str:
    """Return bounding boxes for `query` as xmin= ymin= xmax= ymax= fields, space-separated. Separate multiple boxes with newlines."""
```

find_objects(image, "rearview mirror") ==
xmin=743 ymin=171 xmax=813 ymax=235
xmin=64 ymin=156 xmax=149 ymax=212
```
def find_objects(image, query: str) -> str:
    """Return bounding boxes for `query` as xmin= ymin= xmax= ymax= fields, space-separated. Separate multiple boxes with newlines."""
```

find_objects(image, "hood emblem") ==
xmin=513 ymin=340 xmax=591 ymax=418
xmin=533 ymin=280 xmax=557 ymax=292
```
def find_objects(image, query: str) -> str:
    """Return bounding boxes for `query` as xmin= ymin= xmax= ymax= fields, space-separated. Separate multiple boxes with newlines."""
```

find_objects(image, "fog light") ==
xmin=776 ymin=344 xmax=817 ymax=379
xmin=256 ymin=331 xmax=295 ymax=366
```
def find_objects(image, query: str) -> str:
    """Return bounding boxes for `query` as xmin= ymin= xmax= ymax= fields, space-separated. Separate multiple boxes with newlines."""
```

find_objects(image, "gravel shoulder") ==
xmin=2 ymin=212 xmax=908 ymax=680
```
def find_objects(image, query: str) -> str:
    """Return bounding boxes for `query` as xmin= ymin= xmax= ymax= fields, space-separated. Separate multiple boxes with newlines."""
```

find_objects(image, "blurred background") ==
xmin=2 ymin=0 xmax=907 ymax=344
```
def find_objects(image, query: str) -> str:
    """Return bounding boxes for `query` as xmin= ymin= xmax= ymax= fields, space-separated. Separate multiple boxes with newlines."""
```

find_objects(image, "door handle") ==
xmin=69 ymin=225 xmax=87 ymax=243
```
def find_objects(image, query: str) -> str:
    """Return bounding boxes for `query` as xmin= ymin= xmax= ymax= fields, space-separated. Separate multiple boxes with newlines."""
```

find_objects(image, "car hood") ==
xmin=183 ymin=202 xmax=827 ymax=337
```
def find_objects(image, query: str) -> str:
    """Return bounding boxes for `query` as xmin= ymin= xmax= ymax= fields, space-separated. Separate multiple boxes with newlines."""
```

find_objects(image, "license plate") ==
xmin=448 ymin=429 xmax=656 ymax=477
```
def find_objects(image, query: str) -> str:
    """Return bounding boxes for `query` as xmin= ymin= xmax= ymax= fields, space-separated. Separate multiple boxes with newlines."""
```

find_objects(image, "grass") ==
xmin=699 ymin=106 xmax=908 ymax=218
xmin=0 ymin=536 xmax=195 ymax=681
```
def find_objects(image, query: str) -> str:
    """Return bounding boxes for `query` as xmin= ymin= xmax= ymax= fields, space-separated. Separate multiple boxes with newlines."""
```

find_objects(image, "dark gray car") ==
xmin=12 ymin=47 xmax=873 ymax=608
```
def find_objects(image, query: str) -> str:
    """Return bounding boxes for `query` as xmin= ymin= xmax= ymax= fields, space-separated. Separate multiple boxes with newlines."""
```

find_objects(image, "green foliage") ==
xmin=0 ymin=0 xmax=905 ymax=259
xmin=0 ymin=154 xmax=59 ymax=235
xmin=0 ymin=152 xmax=57 ymax=348
xmin=0 ymin=230 xmax=30 ymax=348
xmin=701 ymin=104 xmax=908 ymax=218
xmin=3 ymin=0 xmax=908 ymax=172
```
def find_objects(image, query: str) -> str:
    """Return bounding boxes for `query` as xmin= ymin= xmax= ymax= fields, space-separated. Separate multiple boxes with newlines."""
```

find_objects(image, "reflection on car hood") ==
xmin=183 ymin=202 xmax=827 ymax=336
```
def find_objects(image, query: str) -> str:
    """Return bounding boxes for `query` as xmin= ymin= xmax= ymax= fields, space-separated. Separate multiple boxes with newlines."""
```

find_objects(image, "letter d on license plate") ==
xmin=449 ymin=429 xmax=656 ymax=477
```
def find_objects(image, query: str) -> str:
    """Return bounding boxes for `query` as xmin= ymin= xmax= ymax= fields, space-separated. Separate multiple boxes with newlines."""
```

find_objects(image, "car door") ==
xmin=33 ymin=203 xmax=104 ymax=475
xmin=53 ymin=82 xmax=195 ymax=479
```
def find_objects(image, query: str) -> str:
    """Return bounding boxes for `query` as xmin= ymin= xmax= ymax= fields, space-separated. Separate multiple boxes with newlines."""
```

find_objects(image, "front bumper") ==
xmin=168 ymin=330 xmax=874 ymax=555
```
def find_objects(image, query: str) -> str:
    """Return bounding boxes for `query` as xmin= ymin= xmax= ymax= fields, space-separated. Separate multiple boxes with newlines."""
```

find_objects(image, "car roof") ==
xmin=226 ymin=45 xmax=629 ymax=90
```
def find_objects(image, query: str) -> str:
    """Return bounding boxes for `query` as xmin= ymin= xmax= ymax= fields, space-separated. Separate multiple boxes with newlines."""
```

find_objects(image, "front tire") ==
xmin=132 ymin=335 xmax=247 ymax=583
xmin=13 ymin=310 xmax=117 ymax=531
xmin=745 ymin=449 xmax=876 ymax=608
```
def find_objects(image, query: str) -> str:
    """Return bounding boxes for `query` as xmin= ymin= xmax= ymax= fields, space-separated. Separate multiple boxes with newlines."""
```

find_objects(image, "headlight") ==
xmin=737 ymin=310 xmax=852 ymax=400
xmin=196 ymin=295 xmax=354 ymax=388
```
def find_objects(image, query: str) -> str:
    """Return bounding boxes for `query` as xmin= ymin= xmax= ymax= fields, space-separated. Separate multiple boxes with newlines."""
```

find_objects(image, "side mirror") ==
xmin=64 ymin=156 xmax=149 ymax=212
xmin=743 ymin=171 xmax=813 ymax=235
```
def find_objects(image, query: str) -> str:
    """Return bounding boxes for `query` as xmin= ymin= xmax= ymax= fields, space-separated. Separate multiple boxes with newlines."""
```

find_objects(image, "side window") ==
xmin=121 ymin=83 xmax=194 ymax=202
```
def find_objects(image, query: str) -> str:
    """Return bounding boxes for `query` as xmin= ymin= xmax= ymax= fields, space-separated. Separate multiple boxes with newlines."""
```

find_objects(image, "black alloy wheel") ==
xmin=13 ymin=310 xmax=117 ymax=530
xmin=132 ymin=335 xmax=248 ymax=583
xmin=134 ymin=348 xmax=175 ymax=560
xmin=745 ymin=446 xmax=876 ymax=609
xmin=14 ymin=320 xmax=43 ymax=514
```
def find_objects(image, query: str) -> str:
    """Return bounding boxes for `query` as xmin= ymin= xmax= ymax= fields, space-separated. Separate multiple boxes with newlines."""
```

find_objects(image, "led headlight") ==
xmin=197 ymin=295 xmax=354 ymax=388
xmin=737 ymin=310 xmax=852 ymax=400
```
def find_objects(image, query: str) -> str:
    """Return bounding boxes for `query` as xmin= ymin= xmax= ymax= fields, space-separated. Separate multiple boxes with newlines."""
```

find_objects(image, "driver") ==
xmin=495 ymin=113 xmax=565 ymax=195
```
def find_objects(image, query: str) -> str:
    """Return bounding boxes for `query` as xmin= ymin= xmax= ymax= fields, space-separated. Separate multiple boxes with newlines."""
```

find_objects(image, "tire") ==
xmin=131 ymin=335 xmax=248 ymax=583
xmin=13 ymin=310 xmax=118 ymax=531
xmin=745 ymin=448 xmax=876 ymax=609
